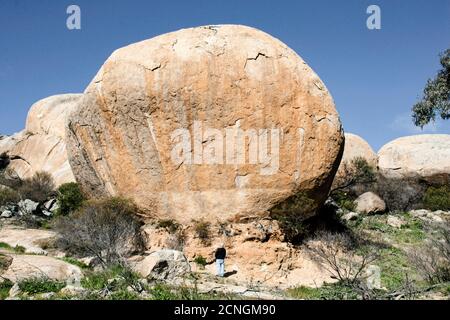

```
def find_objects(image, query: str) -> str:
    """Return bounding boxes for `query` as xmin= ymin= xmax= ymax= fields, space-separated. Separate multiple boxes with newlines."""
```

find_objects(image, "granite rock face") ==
xmin=0 ymin=94 xmax=82 ymax=186
xmin=67 ymin=25 xmax=344 ymax=223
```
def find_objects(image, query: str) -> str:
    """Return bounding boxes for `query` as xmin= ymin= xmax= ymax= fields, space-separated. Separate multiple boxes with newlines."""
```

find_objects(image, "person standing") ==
xmin=215 ymin=243 xmax=226 ymax=277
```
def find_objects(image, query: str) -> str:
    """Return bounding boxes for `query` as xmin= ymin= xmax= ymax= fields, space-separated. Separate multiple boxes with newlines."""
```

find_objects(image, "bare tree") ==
xmin=54 ymin=197 xmax=145 ymax=267
xmin=409 ymin=223 xmax=450 ymax=284
xmin=307 ymin=231 xmax=378 ymax=286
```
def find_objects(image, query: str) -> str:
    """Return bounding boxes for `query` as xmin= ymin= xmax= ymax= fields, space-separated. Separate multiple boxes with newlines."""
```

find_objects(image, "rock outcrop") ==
xmin=378 ymin=134 xmax=450 ymax=185
xmin=0 ymin=94 xmax=82 ymax=186
xmin=0 ymin=226 xmax=57 ymax=255
xmin=0 ymin=254 xmax=82 ymax=284
xmin=67 ymin=25 xmax=344 ymax=223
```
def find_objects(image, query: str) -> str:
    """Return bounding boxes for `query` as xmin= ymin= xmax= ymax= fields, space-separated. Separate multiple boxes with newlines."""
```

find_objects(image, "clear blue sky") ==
xmin=0 ymin=0 xmax=449 ymax=151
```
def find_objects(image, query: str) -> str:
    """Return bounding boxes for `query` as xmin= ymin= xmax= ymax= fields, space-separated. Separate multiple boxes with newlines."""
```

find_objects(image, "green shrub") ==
xmin=193 ymin=220 xmax=211 ymax=245
xmin=287 ymin=285 xmax=321 ymax=299
xmin=18 ymin=171 xmax=55 ymax=202
xmin=14 ymin=245 xmax=26 ymax=254
xmin=332 ymin=157 xmax=376 ymax=193
xmin=332 ymin=190 xmax=357 ymax=212
xmin=150 ymin=283 xmax=178 ymax=300
xmin=81 ymin=265 xmax=140 ymax=292
xmin=0 ymin=242 xmax=12 ymax=250
xmin=156 ymin=219 xmax=180 ymax=233
xmin=287 ymin=282 xmax=359 ymax=300
xmin=0 ymin=242 xmax=25 ymax=254
xmin=0 ymin=279 xmax=13 ymax=300
xmin=109 ymin=290 xmax=141 ymax=300
xmin=194 ymin=255 xmax=208 ymax=267
xmin=0 ymin=187 xmax=19 ymax=206
xmin=81 ymin=269 xmax=111 ymax=291
xmin=422 ymin=185 xmax=450 ymax=211
xmin=61 ymin=257 xmax=89 ymax=269
xmin=54 ymin=197 xmax=144 ymax=267
xmin=18 ymin=278 xmax=65 ymax=294
xmin=56 ymin=183 xmax=85 ymax=215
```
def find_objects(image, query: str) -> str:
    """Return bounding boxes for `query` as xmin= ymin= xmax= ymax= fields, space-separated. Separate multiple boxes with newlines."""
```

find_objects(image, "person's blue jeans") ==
xmin=216 ymin=259 xmax=225 ymax=277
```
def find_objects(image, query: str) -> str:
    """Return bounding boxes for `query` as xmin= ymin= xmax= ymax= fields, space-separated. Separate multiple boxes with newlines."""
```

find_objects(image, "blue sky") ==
xmin=0 ymin=0 xmax=449 ymax=151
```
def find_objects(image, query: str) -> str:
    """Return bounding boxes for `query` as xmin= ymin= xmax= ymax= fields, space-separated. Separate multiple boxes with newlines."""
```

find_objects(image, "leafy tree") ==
xmin=412 ymin=49 xmax=450 ymax=127
xmin=56 ymin=182 xmax=85 ymax=215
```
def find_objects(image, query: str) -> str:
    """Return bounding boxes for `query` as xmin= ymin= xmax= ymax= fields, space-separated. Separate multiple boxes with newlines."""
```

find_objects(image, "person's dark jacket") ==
xmin=215 ymin=248 xmax=226 ymax=260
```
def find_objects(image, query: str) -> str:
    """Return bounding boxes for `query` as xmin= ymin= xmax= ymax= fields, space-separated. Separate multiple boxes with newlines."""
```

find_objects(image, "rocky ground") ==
xmin=1 ymin=197 xmax=449 ymax=300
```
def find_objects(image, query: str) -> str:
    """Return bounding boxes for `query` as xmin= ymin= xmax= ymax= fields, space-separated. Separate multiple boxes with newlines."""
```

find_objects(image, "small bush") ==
xmin=18 ymin=171 xmax=55 ymax=202
xmin=194 ymin=255 xmax=208 ymax=267
xmin=332 ymin=157 xmax=376 ymax=194
xmin=287 ymin=285 xmax=321 ymax=300
xmin=0 ymin=187 xmax=19 ymax=206
xmin=14 ymin=245 xmax=26 ymax=254
xmin=54 ymin=197 xmax=144 ymax=267
xmin=156 ymin=219 xmax=180 ymax=234
xmin=270 ymin=192 xmax=316 ymax=243
xmin=0 ymin=279 xmax=13 ymax=300
xmin=109 ymin=290 xmax=141 ymax=300
xmin=0 ymin=242 xmax=12 ymax=250
xmin=18 ymin=278 xmax=65 ymax=294
xmin=151 ymin=283 xmax=178 ymax=300
xmin=307 ymin=231 xmax=378 ymax=286
xmin=376 ymin=177 xmax=426 ymax=211
xmin=409 ymin=224 xmax=450 ymax=284
xmin=0 ymin=242 xmax=25 ymax=254
xmin=56 ymin=182 xmax=85 ymax=215
xmin=193 ymin=220 xmax=211 ymax=245
xmin=61 ymin=257 xmax=89 ymax=269
xmin=422 ymin=185 xmax=450 ymax=211
xmin=332 ymin=190 xmax=356 ymax=212
xmin=81 ymin=265 xmax=140 ymax=292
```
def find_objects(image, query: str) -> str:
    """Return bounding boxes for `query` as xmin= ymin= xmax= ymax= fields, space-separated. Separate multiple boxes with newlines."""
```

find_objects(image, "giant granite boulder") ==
xmin=0 ymin=94 xmax=82 ymax=186
xmin=378 ymin=134 xmax=450 ymax=185
xmin=66 ymin=25 xmax=344 ymax=223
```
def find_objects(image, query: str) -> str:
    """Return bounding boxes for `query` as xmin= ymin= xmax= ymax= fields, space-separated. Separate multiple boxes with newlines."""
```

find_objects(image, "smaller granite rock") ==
xmin=365 ymin=265 xmax=381 ymax=290
xmin=130 ymin=250 xmax=191 ymax=280
xmin=2 ymin=254 xmax=82 ymax=284
xmin=342 ymin=212 xmax=359 ymax=221
xmin=410 ymin=209 xmax=447 ymax=223
xmin=17 ymin=199 xmax=39 ymax=216
xmin=387 ymin=215 xmax=406 ymax=229
xmin=1 ymin=210 xmax=13 ymax=218
xmin=354 ymin=192 xmax=386 ymax=214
